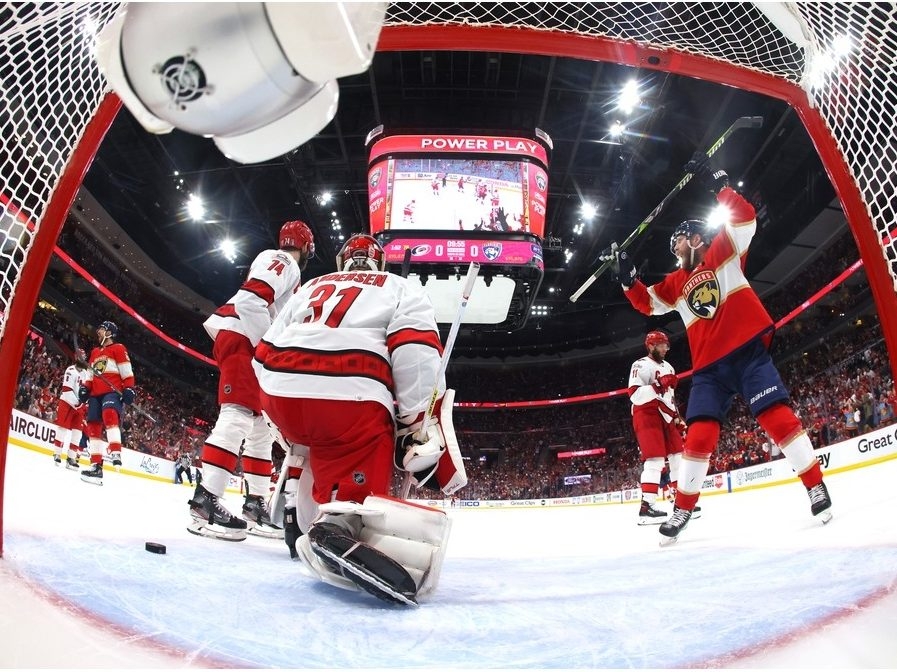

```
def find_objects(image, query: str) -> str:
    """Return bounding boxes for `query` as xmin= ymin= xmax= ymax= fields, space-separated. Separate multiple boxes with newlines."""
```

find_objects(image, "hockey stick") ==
xmin=569 ymin=115 xmax=764 ymax=302
xmin=74 ymin=329 xmax=158 ymax=423
xmin=400 ymin=261 xmax=480 ymax=498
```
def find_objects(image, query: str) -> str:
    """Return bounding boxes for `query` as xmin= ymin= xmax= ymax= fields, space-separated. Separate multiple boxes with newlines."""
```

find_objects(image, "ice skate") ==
xmin=659 ymin=506 xmax=692 ymax=546
xmin=80 ymin=462 xmax=103 ymax=486
xmin=638 ymin=500 xmax=667 ymax=526
xmin=187 ymin=484 xmax=247 ymax=541
xmin=53 ymin=454 xmax=62 ymax=466
xmin=807 ymin=481 xmax=832 ymax=524
xmin=242 ymin=494 xmax=284 ymax=539
xmin=65 ymin=457 xmax=80 ymax=471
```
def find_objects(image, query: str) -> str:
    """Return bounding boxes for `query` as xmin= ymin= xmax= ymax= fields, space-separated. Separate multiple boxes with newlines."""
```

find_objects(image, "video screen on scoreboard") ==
xmin=367 ymin=134 xmax=549 ymax=239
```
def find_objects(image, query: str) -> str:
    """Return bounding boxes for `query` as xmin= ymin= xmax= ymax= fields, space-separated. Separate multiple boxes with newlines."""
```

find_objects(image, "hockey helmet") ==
xmin=645 ymin=330 xmax=670 ymax=351
xmin=670 ymin=219 xmax=714 ymax=254
xmin=98 ymin=320 xmax=118 ymax=338
xmin=279 ymin=219 xmax=315 ymax=256
xmin=337 ymin=234 xmax=386 ymax=271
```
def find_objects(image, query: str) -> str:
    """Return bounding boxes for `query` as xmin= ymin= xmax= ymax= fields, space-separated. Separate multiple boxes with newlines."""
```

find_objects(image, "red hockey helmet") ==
xmin=337 ymin=234 xmax=386 ymax=271
xmin=645 ymin=330 xmax=670 ymax=351
xmin=279 ymin=219 xmax=315 ymax=255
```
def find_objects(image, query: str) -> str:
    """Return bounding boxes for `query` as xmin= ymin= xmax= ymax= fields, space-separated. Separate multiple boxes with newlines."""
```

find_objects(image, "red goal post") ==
xmin=1 ymin=3 xmax=896 ymax=555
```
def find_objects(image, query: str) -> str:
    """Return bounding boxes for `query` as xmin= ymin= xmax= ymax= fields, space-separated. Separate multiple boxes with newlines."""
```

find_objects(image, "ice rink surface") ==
xmin=1 ymin=443 xmax=896 ymax=669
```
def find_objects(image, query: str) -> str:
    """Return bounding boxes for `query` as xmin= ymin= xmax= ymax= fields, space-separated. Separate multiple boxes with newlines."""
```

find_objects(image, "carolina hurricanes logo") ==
xmin=683 ymin=270 xmax=720 ymax=319
xmin=369 ymin=168 xmax=382 ymax=188
xmin=411 ymin=244 xmax=432 ymax=256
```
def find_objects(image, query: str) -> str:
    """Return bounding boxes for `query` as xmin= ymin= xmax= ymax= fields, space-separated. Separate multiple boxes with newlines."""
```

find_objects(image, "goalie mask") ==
xmin=337 ymin=234 xmax=386 ymax=271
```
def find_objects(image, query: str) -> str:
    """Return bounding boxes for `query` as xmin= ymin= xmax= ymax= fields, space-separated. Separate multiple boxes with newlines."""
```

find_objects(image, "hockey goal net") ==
xmin=1 ymin=2 xmax=896 ymax=553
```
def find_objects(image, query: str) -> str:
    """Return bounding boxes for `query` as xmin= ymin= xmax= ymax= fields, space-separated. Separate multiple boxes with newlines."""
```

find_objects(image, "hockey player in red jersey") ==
xmin=80 ymin=321 xmax=135 ymax=484
xmin=610 ymin=152 xmax=832 ymax=544
xmin=188 ymin=219 xmax=314 ymax=542
xmin=628 ymin=330 xmax=694 ymax=525
xmin=254 ymin=233 xmax=465 ymax=605
xmin=52 ymin=348 xmax=90 ymax=470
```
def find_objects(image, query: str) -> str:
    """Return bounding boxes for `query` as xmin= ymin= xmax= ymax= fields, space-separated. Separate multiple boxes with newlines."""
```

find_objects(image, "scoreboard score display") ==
xmin=366 ymin=130 xmax=551 ymax=329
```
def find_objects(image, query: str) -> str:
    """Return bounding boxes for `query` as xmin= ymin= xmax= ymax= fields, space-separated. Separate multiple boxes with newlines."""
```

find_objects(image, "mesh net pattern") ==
xmin=0 ymin=1 xmax=896 ymax=348
xmin=385 ymin=2 xmax=897 ymax=292
xmin=0 ymin=2 xmax=120 ymax=342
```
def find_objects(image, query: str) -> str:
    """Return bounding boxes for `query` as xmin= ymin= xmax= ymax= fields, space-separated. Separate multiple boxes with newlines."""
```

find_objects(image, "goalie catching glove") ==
xmin=395 ymin=389 xmax=467 ymax=495
xmin=295 ymin=496 xmax=452 ymax=606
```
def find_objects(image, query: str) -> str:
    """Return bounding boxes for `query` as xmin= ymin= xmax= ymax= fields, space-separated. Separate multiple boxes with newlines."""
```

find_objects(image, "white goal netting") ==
xmin=0 ymin=1 xmax=896 ymax=363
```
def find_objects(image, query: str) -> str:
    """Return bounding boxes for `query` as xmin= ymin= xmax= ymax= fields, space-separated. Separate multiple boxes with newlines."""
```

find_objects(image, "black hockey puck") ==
xmin=145 ymin=541 xmax=167 ymax=555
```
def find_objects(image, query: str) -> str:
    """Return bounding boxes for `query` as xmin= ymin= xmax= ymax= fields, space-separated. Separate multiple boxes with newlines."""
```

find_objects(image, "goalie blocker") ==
xmin=295 ymin=496 xmax=452 ymax=606
xmin=394 ymin=389 xmax=467 ymax=496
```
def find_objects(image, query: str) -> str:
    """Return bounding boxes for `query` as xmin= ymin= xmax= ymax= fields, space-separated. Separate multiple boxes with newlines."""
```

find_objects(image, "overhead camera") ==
xmin=96 ymin=2 xmax=386 ymax=163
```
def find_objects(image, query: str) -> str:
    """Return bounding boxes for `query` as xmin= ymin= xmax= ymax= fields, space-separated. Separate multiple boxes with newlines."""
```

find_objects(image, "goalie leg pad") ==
xmin=308 ymin=523 xmax=418 ymax=606
xmin=355 ymin=496 xmax=452 ymax=599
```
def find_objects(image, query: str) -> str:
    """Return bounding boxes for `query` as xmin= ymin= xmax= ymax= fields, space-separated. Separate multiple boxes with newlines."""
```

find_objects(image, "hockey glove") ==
xmin=659 ymin=373 xmax=678 ymax=391
xmin=77 ymin=386 xmax=90 ymax=403
xmin=122 ymin=387 xmax=136 ymax=405
xmin=685 ymin=151 xmax=729 ymax=194
xmin=395 ymin=389 xmax=467 ymax=495
xmin=599 ymin=242 xmax=637 ymax=288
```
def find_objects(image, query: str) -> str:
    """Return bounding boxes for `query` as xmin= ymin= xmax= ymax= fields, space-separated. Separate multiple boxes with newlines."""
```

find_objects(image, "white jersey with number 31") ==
xmin=253 ymin=270 xmax=443 ymax=419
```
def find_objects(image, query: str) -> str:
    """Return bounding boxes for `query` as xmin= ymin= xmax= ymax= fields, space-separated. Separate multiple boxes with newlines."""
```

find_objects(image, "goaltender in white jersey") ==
xmin=254 ymin=233 xmax=465 ymax=606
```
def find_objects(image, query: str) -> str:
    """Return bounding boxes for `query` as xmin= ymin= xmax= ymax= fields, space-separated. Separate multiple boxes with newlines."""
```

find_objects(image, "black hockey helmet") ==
xmin=670 ymin=219 xmax=715 ymax=255
xmin=98 ymin=320 xmax=118 ymax=338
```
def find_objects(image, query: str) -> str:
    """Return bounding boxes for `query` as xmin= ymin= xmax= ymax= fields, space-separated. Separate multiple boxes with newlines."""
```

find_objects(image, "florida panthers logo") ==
xmin=483 ymin=242 xmax=502 ymax=261
xmin=535 ymin=171 xmax=547 ymax=191
xmin=92 ymin=359 xmax=107 ymax=375
xmin=683 ymin=270 xmax=720 ymax=319
xmin=369 ymin=168 xmax=382 ymax=189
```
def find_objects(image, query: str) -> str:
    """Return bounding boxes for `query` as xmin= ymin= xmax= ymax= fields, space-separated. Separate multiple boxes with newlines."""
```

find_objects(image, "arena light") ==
xmin=186 ymin=194 xmax=205 ymax=222
xmin=580 ymin=202 xmax=597 ymax=220
xmin=609 ymin=120 xmax=625 ymax=138
xmin=706 ymin=203 xmax=731 ymax=230
xmin=617 ymin=79 xmax=640 ymax=114
xmin=319 ymin=191 xmax=332 ymax=205
xmin=218 ymin=238 xmax=238 ymax=262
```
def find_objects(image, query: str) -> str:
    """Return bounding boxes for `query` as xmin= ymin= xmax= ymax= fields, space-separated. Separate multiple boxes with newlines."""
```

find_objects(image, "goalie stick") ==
xmin=400 ymin=261 xmax=480 ymax=498
xmin=569 ymin=115 xmax=764 ymax=302
xmin=74 ymin=328 xmax=158 ymax=423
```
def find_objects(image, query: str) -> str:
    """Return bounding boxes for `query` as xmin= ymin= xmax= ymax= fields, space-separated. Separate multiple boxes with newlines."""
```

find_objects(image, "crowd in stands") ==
xmin=13 ymin=217 xmax=897 ymax=500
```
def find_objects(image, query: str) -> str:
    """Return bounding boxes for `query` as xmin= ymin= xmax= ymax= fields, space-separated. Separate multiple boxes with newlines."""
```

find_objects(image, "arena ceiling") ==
xmin=80 ymin=47 xmax=841 ymax=363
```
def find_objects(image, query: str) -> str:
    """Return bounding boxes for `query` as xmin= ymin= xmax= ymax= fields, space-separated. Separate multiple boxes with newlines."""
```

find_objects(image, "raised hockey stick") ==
xmin=400 ymin=261 xmax=480 ymax=498
xmin=569 ymin=115 xmax=764 ymax=302
xmin=74 ymin=329 xmax=158 ymax=423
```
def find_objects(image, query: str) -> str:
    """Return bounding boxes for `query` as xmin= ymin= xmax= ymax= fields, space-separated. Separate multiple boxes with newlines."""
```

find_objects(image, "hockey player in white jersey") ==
xmin=628 ymin=331 xmax=696 ymax=525
xmin=254 ymin=234 xmax=465 ymax=605
xmin=188 ymin=220 xmax=314 ymax=542
xmin=52 ymin=348 xmax=90 ymax=470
